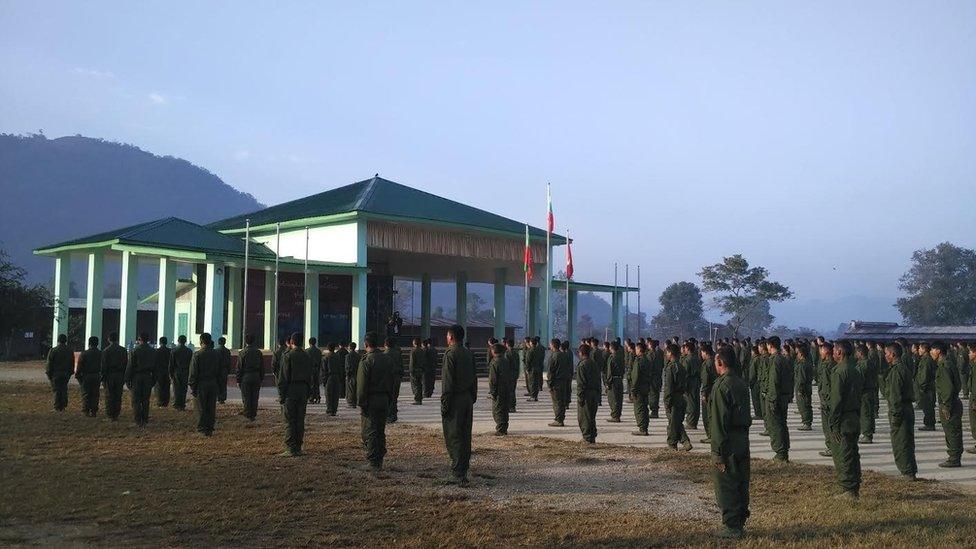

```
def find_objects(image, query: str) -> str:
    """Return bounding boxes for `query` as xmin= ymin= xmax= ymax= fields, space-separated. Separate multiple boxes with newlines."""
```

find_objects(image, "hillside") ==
xmin=0 ymin=134 xmax=264 ymax=282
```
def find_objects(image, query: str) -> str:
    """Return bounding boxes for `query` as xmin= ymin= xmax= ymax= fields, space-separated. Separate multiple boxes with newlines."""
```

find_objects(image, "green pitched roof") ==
xmin=208 ymin=176 xmax=564 ymax=242
xmin=35 ymin=217 xmax=276 ymax=258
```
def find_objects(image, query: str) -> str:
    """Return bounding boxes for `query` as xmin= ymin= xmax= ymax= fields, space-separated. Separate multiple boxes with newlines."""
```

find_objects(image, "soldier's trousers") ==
xmin=218 ymin=373 xmax=228 ymax=403
xmin=387 ymin=377 xmax=401 ymax=422
xmin=750 ymin=382 xmax=763 ymax=418
xmin=607 ymin=377 xmax=623 ymax=420
xmin=685 ymin=379 xmax=701 ymax=428
xmin=508 ymin=376 xmax=518 ymax=412
xmin=767 ymin=398 xmax=790 ymax=459
xmin=860 ymin=391 xmax=878 ymax=437
xmin=820 ymin=403 xmax=832 ymax=452
xmin=442 ymin=393 xmax=474 ymax=478
xmin=530 ymin=370 xmax=543 ymax=399
xmin=154 ymin=375 xmax=171 ymax=407
xmin=963 ymin=371 xmax=970 ymax=398
xmin=172 ymin=377 xmax=189 ymax=410
xmin=666 ymin=398 xmax=689 ymax=446
xmin=649 ymin=384 xmax=661 ymax=416
xmin=79 ymin=377 xmax=100 ymax=416
xmin=326 ymin=376 xmax=343 ymax=414
xmin=361 ymin=402 xmax=389 ymax=465
xmin=195 ymin=382 xmax=218 ymax=434
xmin=830 ymin=431 xmax=861 ymax=493
xmin=492 ymin=386 xmax=511 ymax=434
xmin=970 ymin=401 xmax=976 ymax=445
xmin=940 ymin=398 xmax=963 ymax=461
xmin=578 ymin=390 xmax=599 ymax=442
xmin=550 ymin=380 xmax=571 ymax=423
xmin=346 ymin=375 xmax=358 ymax=407
xmin=424 ymin=365 xmax=436 ymax=398
xmin=309 ymin=371 xmax=321 ymax=403
xmin=712 ymin=452 xmax=751 ymax=530
xmin=239 ymin=378 xmax=261 ymax=420
xmin=920 ymin=389 xmax=936 ymax=428
xmin=796 ymin=388 xmax=813 ymax=426
xmin=701 ymin=393 xmax=710 ymax=438
xmin=633 ymin=390 xmax=650 ymax=431
xmin=103 ymin=375 xmax=124 ymax=419
xmin=410 ymin=369 xmax=424 ymax=403
xmin=130 ymin=375 xmax=153 ymax=425
xmin=889 ymin=403 xmax=917 ymax=475
xmin=50 ymin=376 xmax=69 ymax=411
xmin=283 ymin=383 xmax=309 ymax=452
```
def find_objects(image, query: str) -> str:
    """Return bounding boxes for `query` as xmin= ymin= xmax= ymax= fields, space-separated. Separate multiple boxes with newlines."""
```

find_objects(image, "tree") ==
xmin=698 ymin=254 xmax=793 ymax=337
xmin=896 ymin=242 xmax=976 ymax=325
xmin=467 ymin=292 xmax=494 ymax=324
xmin=0 ymin=247 xmax=53 ymax=357
xmin=650 ymin=281 xmax=709 ymax=340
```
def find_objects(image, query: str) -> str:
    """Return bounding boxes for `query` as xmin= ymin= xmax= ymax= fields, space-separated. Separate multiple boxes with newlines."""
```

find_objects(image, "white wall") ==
xmin=253 ymin=222 xmax=359 ymax=265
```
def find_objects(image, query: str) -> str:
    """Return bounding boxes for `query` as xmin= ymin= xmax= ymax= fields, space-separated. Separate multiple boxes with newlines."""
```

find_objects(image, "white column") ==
xmin=304 ymin=271 xmax=319 ymax=342
xmin=157 ymin=257 xmax=177 ymax=343
xmin=493 ymin=268 xmax=506 ymax=340
xmin=263 ymin=270 xmax=276 ymax=349
xmin=455 ymin=271 xmax=468 ymax=338
xmin=203 ymin=262 xmax=225 ymax=338
xmin=52 ymin=253 xmax=71 ymax=340
xmin=84 ymin=251 xmax=104 ymax=342
xmin=420 ymin=274 xmax=431 ymax=340
xmin=119 ymin=251 xmax=139 ymax=347
xmin=188 ymin=265 xmax=201 ymax=342
xmin=226 ymin=266 xmax=242 ymax=349
xmin=350 ymin=220 xmax=368 ymax=346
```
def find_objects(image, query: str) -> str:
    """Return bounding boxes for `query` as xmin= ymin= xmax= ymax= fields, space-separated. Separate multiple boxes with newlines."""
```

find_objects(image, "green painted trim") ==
xmin=362 ymin=212 xmax=567 ymax=244
xmin=555 ymin=280 xmax=639 ymax=293
xmin=34 ymin=239 xmax=119 ymax=255
xmin=111 ymin=244 xmax=207 ymax=260
xmin=218 ymin=211 xmax=360 ymax=235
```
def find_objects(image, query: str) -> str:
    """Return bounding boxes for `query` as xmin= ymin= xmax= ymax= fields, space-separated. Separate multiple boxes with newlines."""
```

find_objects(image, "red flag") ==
xmin=565 ymin=235 xmax=573 ymax=280
xmin=546 ymin=183 xmax=554 ymax=234
xmin=523 ymin=224 xmax=533 ymax=281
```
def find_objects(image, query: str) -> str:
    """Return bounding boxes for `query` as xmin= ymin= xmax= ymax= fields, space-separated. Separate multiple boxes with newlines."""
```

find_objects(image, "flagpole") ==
xmin=565 ymin=229 xmax=570 ymax=343
xmin=304 ymin=226 xmax=309 ymax=338
xmin=613 ymin=262 xmax=618 ymax=340
xmin=241 ymin=218 xmax=250 ymax=348
xmin=636 ymin=264 xmax=641 ymax=337
xmin=273 ymin=222 xmax=280 ymax=347
xmin=625 ymin=264 xmax=630 ymax=340
xmin=545 ymin=183 xmax=552 ymax=343
xmin=524 ymin=223 xmax=530 ymax=339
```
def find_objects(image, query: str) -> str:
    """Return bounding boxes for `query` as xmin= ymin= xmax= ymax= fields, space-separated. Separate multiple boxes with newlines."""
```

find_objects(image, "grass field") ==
xmin=2 ymin=381 xmax=976 ymax=547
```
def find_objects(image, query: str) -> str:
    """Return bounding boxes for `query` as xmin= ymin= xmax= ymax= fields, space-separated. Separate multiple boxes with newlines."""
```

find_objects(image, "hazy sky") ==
xmin=2 ymin=1 xmax=974 ymax=326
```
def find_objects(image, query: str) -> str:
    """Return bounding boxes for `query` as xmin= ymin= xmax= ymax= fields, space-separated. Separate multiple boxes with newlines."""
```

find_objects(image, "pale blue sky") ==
xmin=1 ymin=1 xmax=974 ymax=328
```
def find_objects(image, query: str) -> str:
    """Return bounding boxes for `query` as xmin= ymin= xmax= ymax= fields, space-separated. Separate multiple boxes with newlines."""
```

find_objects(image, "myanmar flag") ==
xmin=524 ymin=224 xmax=533 ymax=282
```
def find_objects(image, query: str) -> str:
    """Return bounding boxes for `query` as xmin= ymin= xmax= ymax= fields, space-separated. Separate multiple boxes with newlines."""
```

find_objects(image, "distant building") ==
xmin=843 ymin=321 xmax=976 ymax=342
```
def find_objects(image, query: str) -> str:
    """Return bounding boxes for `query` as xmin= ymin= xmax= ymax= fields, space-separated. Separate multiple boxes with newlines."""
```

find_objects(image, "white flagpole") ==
xmin=241 ymin=218 xmax=250 ymax=347
xmin=304 ymin=226 xmax=310 ymax=337
xmin=524 ymin=223 xmax=530 ymax=338
xmin=273 ymin=222 xmax=280 ymax=346
xmin=625 ymin=264 xmax=630 ymax=340
xmin=565 ymin=229 xmax=570 ymax=341
xmin=545 ymin=183 xmax=552 ymax=343
xmin=637 ymin=264 xmax=641 ymax=338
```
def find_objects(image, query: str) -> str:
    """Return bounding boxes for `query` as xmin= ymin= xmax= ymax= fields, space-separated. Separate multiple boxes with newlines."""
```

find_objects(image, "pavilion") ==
xmin=34 ymin=176 xmax=638 ymax=350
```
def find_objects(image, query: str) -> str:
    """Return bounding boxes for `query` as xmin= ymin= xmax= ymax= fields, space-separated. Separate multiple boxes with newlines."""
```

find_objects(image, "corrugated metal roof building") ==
xmin=843 ymin=321 xmax=976 ymax=342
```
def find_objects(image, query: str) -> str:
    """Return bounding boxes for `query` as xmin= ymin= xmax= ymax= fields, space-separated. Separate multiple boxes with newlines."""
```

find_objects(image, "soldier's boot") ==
xmin=919 ymin=425 xmax=936 ymax=431
xmin=938 ymin=459 xmax=962 ymax=468
xmin=832 ymin=490 xmax=859 ymax=502
xmin=859 ymin=434 xmax=873 ymax=444
xmin=700 ymin=436 xmax=711 ymax=444
xmin=631 ymin=430 xmax=649 ymax=436
xmin=606 ymin=417 xmax=621 ymax=423
xmin=773 ymin=453 xmax=789 ymax=463
xmin=798 ymin=424 xmax=812 ymax=431
xmin=650 ymin=412 xmax=659 ymax=419
xmin=965 ymin=446 xmax=976 ymax=454
xmin=902 ymin=472 xmax=918 ymax=481
xmin=715 ymin=527 xmax=744 ymax=539
xmin=681 ymin=440 xmax=693 ymax=452
xmin=759 ymin=430 xmax=770 ymax=437
xmin=818 ymin=448 xmax=833 ymax=457
xmin=548 ymin=421 xmax=564 ymax=427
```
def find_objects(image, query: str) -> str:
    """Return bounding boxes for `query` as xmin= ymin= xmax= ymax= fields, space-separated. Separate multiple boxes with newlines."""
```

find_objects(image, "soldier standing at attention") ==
xmin=916 ymin=343 xmax=937 ymax=431
xmin=488 ymin=343 xmax=511 ymax=435
xmin=884 ymin=343 xmax=917 ymax=479
xmin=699 ymin=345 xmax=718 ymax=445
xmin=629 ymin=342 xmax=652 ymax=436
xmin=576 ymin=343 xmax=601 ymax=444
xmin=423 ymin=339 xmax=438 ymax=398
xmin=279 ymin=333 xmax=312 ymax=457
xmin=794 ymin=342 xmax=813 ymax=431
xmin=125 ymin=333 xmax=156 ymax=426
xmin=188 ymin=333 xmax=220 ymax=436
xmin=385 ymin=337 xmax=403 ymax=422
xmin=324 ymin=342 xmax=345 ymax=415
xmin=236 ymin=334 xmax=264 ymax=422
xmin=345 ymin=342 xmax=360 ymax=407
xmin=664 ymin=344 xmax=692 ymax=451
xmin=504 ymin=338 xmax=520 ymax=413
xmin=708 ymin=347 xmax=752 ymax=539
xmin=153 ymin=337 xmax=171 ymax=407
xmin=358 ymin=332 xmax=395 ymax=471
xmin=764 ymin=337 xmax=792 ymax=462
xmin=547 ymin=339 xmax=572 ymax=427
xmin=100 ymin=332 xmax=126 ymax=421
xmin=591 ymin=338 xmax=605 ymax=393
xmin=956 ymin=342 xmax=970 ymax=399
xmin=75 ymin=336 xmax=102 ymax=417
xmin=169 ymin=335 xmax=192 ymax=411
xmin=747 ymin=344 xmax=763 ymax=420
xmin=45 ymin=333 xmax=74 ymax=411
xmin=684 ymin=341 xmax=703 ymax=430
xmin=856 ymin=344 xmax=879 ymax=444
xmin=649 ymin=339 xmax=664 ymax=419
xmin=827 ymin=340 xmax=864 ymax=500
xmin=531 ymin=336 xmax=545 ymax=401
xmin=441 ymin=325 xmax=477 ymax=485
xmin=817 ymin=342 xmax=836 ymax=457
xmin=409 ymin=337 xmax=427 ymax=405
xmin=932 ymin=342 xmax=963 ymax=468
xmin=605 ymin=341 xmax=625 ymax=423
xmin=967 ymin=344 xmax=976 ymax=454
xmin=213 ymin=336 xmax=231 ymax=404
xmin=306 ymin=337 xmax=323 ymax=405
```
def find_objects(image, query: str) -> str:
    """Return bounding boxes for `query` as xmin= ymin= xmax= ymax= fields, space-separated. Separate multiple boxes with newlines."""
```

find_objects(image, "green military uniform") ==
xmin=358 ymin=348 xmax=395 ymax=467
xmin=794 ymin=355 xmax=813 ymax=429
xmin=45 ymin=342 xmax=74 ymax=411
xmin=935 ymin=355 xmax=963 ymax=465
xmin=75 ymin=345 xmax=102 ymax=417
xmin=684 ymin=353 xmax=702 ymax=429
xmin=576 ymin=355 xmax=601 ymax=443
xmin=817 ymin=357 xmax=835 ymax=455
xmin=958 ymin=346 xmax=970 ymax=399
xmin=529 ymin=345 xmax=545 ymax=400
xmin=125 ymin=342 xmax=156 ymax=425
xmin=386 ymin=344 xmax=404 ymax=422
xmin=886 ymin=355 xmax=917 ymax=476
xmin=236 ymin=343 xmax=265 ymax=420
xmin=548 ymin=348 xmax=573 ymax=425
xmin=153 ymin=344 xmax=171 ymax=407
xmin=826 ymin=357 xmax=863 ymax=495
xmin=100 ymin=342 xmax=126 ymax=420
xmin=279 ymin=345 xmax=312 ymax=454
xmin=700 ymin=357 xmax=717 ymax=442
xmin=324 ymin=349 xmax=344 ymax=415
xmin=216 ymin=343 xmax=231 ymax=404
xmin=169 ymin=343 xmax=192 ymax=410
xmin=629 ymin=353 xmax=652 ymax=434
xmin=504 ymin=346 xmax=520 ymax=412
xmin=708 ymin=370 xmax=752 ymax=535
xmin=424 ymin=345 xmax=438 ymax=398
xmin=649 ymin=347 xmax=664 ymax=418
xmin=664 ymin=358 xmax=691 ymax=449
xmin=345 ymin=349 xmax=361 ymax=407
xmin=747 ymin=354 xmax=763 ymax=419
xmin=605 ymin=348 xmax=626 ymax=421
xmin=306 ymin=344 xmax=323 ymax=404
xmin=441 ymin=343 xmax=478 ymax=480
xmin=916 ymin=355 xmax=936 ymax=429
xmin=857 ymin=355 xmax=879 ymax=441
xmin=188 ymin=345 xmax=220 ymax=435
xmin=488 ymin=354 xmax=511 ymax=434
xmin=409 ymin=345 xmax=427 ymax=404
xmin=765 ymin=352 xmax=792 ymax=461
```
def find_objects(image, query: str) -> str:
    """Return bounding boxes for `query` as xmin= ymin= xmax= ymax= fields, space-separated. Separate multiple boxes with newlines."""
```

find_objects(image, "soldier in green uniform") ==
xmin=504 ymin=338 xmax=520 ymax=413
xmin=794 ymin=342 xmax=813 ymax=431
xmin=487 ymin=343 xmax=511 ymax=435
xmin=75 ymin=336 xmax=101 ymax=417
xmin=649 ymin=340 xmax=664 ymax=418
xmin=916 ymin=343 xmax=937 ymax=431
xmin=827 ymin=340 xmax=864 ymax=500
xmin=708 ymin=347 xmax=752 ymax=539
xmin=324 ymin=342 xmax=344 ymax=415
xmin=45 ymin=333 xmax=74 ymax=411
xmin=271 ymin=337 xmax=288 ymax=404
xmin=684 ymin=342 xmax=702 ymax=430
xmin=576 ymin=343 xmax=601 ymax=444
xmin=817 ymin=343 xmax=835 ymax=457
xmin=884 ymin=343 xmax=917 ymax=479
xmin=100 ymin=332 xmax=126 ymax=421
xmin=409 ymin=337 xmax=427 ymax=405
xmin=125 ymin=333 xmax=156 ymax=426
xmin=236 ymin=334 xmax=265 ymax=421
xmin=664 ymin=344 xmax=692 ymax=451
xmin=957 ymin=342 xmax=970 ymax=399
xmin=629 ymin=342 xmax=651 ymax=436
xmin=422 ymin=339 xmax=436 ymax=398
xmin=531 ymin=337 xmax=545 ymax=401
xmin=153 ymin=337 xmax=171 ymax=407
xmin=306 ymin=337 xmax=323 ymax=405
xmin=216 ymin=336 xmax=231 ymax=404
xmin=169 ymin=335 xmax=192 ymax=410
xmin=385 ymin=337 xmax=403 ymax=422
xmin=358 ymin=332 xmax=395 ymax=470
xmin=605 ymin=341 xmax=625 ymax=423
xmin=855 ymin=344 xmax=879 ymax=443
xmin=547 ymin=339 xmax=572 ymax=427
xmin=699 ymin=345 xmax=717 ymax=444
xmin=764 ymin=337 xmax=791 ymax=462
xmin=932 ymin=342 xmax=963 ymax=467
xmin=279 ymin=333 xmax=312 ymax=456
xmin=345 ymin=342 xmax=360 ymax=407
xmin=968 ymin=345 xmax=976 ymax=454
xmin=756 ymin=343 xmax=771 ymax=436
xmin=747 ymin=344 xmax=763 ymax=420
xmin=188 ymin=333 xmax=220 ymax=436
xmin=441 ymin=325 xmax=477 ymax=485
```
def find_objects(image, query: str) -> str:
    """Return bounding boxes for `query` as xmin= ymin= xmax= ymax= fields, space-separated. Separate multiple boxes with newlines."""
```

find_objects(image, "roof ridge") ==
xmin=118 ymin=217 xmax=176 ymax=240
xmin=354 ymin=175 xmax=382 ymax=211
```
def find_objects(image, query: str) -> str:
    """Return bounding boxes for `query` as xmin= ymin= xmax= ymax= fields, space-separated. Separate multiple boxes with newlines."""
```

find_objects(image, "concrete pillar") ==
xmin=455 ymin=271 xmax=468 ymax=338
xmin=119 ymin=251 xmax=139 ymax=348
xmin=263 ymin=270 xmax=276 ymax=349
xmin=52 ymin=253 xmax=71 ymax=341
xmin=611 ymin=291 xmax=624 ymax=340
xmin=203 ymin=262 xmax=225 ymax=338
xmin=351 ymin=271 xmax=367 ymax=346
xmin=156 ymin=257 xmax=177 ymax=343
xmin=420 ymin=273 xmax=431 ymax=339
xmin=225 ymin=266 xmax=241 ymax=349
xmin=528 ymin=287 xmax=540 ymax=337
xmin=304 ymin=271 xmax=319 ymax=343
xmin=493 ymin=268 xmax=506 ymax=340
xmin=567 ymin=289 xmax=578 ymax=345
xmin=84 ymin=251 xmax=104 ymax=342
xmin=188 ymin=265 xmax=201 ymax=342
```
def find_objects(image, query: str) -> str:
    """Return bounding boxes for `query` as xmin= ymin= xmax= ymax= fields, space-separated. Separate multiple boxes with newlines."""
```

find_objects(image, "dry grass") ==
xmin=1 ymin=382 xmax=976 ymax=547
